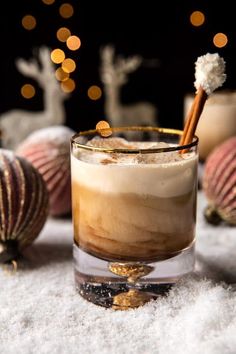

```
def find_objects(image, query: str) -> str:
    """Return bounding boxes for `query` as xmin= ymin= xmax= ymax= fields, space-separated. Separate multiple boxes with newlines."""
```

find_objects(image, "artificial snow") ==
xmin=0 ymin=191 xmax=236 ymax=354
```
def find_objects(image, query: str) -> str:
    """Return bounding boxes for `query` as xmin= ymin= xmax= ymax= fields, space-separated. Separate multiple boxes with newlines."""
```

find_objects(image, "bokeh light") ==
xmin=190 ymin=11 xmax=205 ymax=27
xmin=59 ymin=3 xmax=74 ymax=18
xmin=62 ymin=58 xmax=76 ymax=73
xmin=61 ymin=78 xmax=76 ymax=92
xmin=56 ymin=27 xmax=71 ymax=42
xmin=66 ymin=35 xmax=81 ymax=51
xmin=21 ymin=84 xmax=36 ymax=99
xmin=42 ymin=0 xmax=55 ymax=4
xmin=22 ymin=15 xmax=37 ymax=30
xmin=213 ymin=33 xmax=228 ymax=48
xmin=55 ymin=67 xmax=69 ymax=82
xmin=51 ymin=49 xmax=65 ymax=64
xmin=88 ymin=85 xmax=102 ymax=100
xmin=96 ymin=121 xmax=112 ymax=137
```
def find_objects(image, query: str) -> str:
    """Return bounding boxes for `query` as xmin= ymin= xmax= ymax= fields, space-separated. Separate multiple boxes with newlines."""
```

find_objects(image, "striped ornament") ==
xmin=16 ymin=126 xmax=74 ymax=217
xmin=0 ymin=149 xmax=49 ymax=262
xmin=203 ymin=137 xmax=236 ymax=225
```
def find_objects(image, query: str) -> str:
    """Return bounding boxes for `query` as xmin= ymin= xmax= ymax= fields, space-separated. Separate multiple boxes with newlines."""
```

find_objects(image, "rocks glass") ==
xmin=71 ymin=127 xmax=198 ymax=309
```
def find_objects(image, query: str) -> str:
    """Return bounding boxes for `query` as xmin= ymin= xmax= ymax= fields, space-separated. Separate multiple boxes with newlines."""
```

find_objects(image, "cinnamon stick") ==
xmin=181 ymin=86 xmax=208 ymax=152
xmin=180 ymin=95 xmax=197 ymax=146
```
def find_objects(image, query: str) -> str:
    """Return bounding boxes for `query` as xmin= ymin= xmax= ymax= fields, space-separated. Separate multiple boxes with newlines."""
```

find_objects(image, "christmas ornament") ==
xmin=0 ymin=149 xmax=49 ymax=263
xmin=203 ymin=137 xmax=236 ymax=225
xmin=16 ymin=125 xmax=74 ymax=217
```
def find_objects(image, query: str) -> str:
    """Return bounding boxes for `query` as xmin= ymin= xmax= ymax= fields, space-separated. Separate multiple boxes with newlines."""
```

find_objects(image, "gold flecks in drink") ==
xmin=108 ymin=263 xmax=154 ymax=282
xmin=112 ymin=289 xmax=152 ymax=310
xmin=96 ymin=121 xmax=112 ymax=137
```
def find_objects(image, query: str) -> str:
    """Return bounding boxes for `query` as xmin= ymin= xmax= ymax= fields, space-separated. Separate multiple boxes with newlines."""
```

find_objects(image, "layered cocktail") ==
xmin=71 ymin=127 xmax=198 ymax=308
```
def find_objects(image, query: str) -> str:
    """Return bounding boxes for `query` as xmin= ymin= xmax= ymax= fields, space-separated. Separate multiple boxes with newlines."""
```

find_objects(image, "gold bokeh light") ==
xmin=213 ymin=33 xmax=228 ymax=48
xmin=96 ymin=121 xmax=112 ymax=137
xmin=88 ymin=85 xmax=102 ymax=100
xmin=62 ymin=58 xmax=76 ymax=73
xmin=59 ymin=3 xmax=74 ymax=18
xmin=22 ymin=15 xmax=37 ymax=30
xmin=56 ymin=27 xmax=71 ymax=42
xmin=66 ymin=35 xmax=81 ymax=51
xmin=42 ymin=0 xmax=55 ymax=4
xmin=21 ymin=84 xmax=36 ymax=99
xmin=55 ymin=67 xmax=69 ymax=82
xmin=190 ymin=11 xmax=205 ymax=27
xmin=61 ymin=78 xmax=76 ymax=93
xmin=51 ymin=49 xmax=65 ymax=64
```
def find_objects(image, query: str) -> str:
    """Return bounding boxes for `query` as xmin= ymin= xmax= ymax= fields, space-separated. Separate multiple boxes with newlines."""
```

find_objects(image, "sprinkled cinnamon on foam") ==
xmin=81 ymin=137 xmax=186 ymax=165
xmin=87 ymin=137 xmax=133 ymax=149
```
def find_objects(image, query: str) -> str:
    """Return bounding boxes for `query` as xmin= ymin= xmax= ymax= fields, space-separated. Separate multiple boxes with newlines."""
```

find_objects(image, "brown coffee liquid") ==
xmin=72 ymin=181 xmax=196 ymax=262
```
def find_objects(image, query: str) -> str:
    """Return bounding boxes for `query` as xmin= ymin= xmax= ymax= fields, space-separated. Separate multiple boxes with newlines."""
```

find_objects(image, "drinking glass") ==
xmin=184 ymin=90 xmax=236 ymax=160
xmin=71 ymin=127 xmax=198 ymax=309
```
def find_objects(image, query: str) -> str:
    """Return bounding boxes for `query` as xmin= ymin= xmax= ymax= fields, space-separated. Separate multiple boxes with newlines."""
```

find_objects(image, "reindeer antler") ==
xmin=100 ymin=44 xmax=142 ymax=85
xmin=15 ymin=46 xmax=56 ymax=89
xmin=116 ymin=55 xmax=142 ymax=74
xmin=100 ymin=45 xmax=115 ymax=66
xmin=39 ymin=46 xmax=55 ymax=75
xmin=16 ymin=58 xmax=41 ymax=80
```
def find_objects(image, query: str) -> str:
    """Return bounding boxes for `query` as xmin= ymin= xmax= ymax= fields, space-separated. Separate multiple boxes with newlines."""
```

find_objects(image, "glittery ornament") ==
xmin=203 ymin=137 xmax=236 ymax=225
xmin=16 ymin=126 xmax=74 ymax=217
xmin=0 ymin=149 xmax=49 ymax=262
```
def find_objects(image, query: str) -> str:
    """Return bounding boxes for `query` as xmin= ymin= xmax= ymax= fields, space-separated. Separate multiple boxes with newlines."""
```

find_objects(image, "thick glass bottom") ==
xmin=73 ymin=243 xmax=195 ymax=310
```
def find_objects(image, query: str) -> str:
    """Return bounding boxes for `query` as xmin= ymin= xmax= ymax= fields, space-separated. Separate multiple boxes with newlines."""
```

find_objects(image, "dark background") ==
xmin=0 ymin=0 xmax=235 ymax=132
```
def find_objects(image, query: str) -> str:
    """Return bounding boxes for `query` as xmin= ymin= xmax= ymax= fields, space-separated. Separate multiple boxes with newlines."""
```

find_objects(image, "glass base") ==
xmin=73 ymin=243 xmax=195 ymax=309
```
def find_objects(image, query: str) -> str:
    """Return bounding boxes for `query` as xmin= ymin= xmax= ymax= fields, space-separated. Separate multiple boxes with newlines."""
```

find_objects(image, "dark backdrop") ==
xmin=1 ymin=0 xmax=235 ymax=132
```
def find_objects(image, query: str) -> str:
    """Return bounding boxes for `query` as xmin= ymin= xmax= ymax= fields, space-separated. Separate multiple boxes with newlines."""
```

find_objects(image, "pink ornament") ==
xmin=203 ymin=137 xmax=236 ymax=225
xmin=16 ymin=126 xmax=75 ymax=217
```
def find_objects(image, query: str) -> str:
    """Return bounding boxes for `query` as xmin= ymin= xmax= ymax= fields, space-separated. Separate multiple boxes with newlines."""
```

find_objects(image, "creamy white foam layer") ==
xmin=71 ymin=150 xmax=198 ymax=198
xmin=79 ymin=138 xmax=186 ymax=165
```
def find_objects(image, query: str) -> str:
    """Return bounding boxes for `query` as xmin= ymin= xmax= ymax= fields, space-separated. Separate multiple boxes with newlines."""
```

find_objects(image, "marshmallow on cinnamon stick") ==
xmin=180 ymin=53 xmax=226 ymax=148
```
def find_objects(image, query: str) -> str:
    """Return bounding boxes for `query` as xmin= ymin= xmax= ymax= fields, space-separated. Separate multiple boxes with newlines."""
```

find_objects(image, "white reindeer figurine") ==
xmin=100 ymin=45 xmax=157 ymax=127
xmin=0 ymin=47 xmax=68 ymax=149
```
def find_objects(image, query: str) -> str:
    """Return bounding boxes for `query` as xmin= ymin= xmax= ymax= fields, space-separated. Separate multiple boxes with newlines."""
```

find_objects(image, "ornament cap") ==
xmin=204 ymin=205 xmax=222 ymax=225
xmin=0 ymin=240 xmax=19 ymax=263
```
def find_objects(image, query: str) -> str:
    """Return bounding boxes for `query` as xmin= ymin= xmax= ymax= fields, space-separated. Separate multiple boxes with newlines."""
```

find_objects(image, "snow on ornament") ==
xmin=203 ymin=136 xmax=236 ymax=225
xmin=0 ymin=149 xmax=49 ymax=263
xmin=16 ymin=125 xmax=75 ymax=217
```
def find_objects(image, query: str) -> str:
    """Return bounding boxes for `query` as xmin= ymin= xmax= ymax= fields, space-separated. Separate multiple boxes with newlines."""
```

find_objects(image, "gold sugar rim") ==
xmin=71 ymin=126 xmax=198 ymax=154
